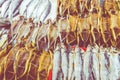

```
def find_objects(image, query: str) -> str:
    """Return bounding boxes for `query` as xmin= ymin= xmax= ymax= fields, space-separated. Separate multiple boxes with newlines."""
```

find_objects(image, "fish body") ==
xmin=68 ymin=48 xmax=75 ymax=80
xmin=74 ymin=46 xmax=82 ymax=80
xmin=44 ymin=0 xmax=57 ymax=23
xmin=19 ymin=0 xmax=33 ymax=16
xmin=39 ymin=0 xmax=51 ymax=22
xmin=26 ymin=0 xmax=39 ymax=19
xmin=99 ymin=48 xmax=109 ymax=80
xmin=52 ymin=45 xmax=61 ymax=80
xmin=61 ymin=43 xmax=68 ymax=80
xmin=83 ymin=45 xmax=92 ymax=80
xmin=0 ymin=0 xmax=6 ymax=7
xmin=1 ymin=0 xmax=11 ymax=18
xmin=109 ymin=49 xmax=120 ymax=80
xmin=36 ymin=0 xmax=49 ymax=22
xmin=8 ymin=0 xmax=23 ymax=19
xmin=0 ymin=34 xmax=7 ymax=48
xmin=30 ymin=26 xmax=39 ymax=44
xmin=92 ymin=46 xmax=100 ymax=80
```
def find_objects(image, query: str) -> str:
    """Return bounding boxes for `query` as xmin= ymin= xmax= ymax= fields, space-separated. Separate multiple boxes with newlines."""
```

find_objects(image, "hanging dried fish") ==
xmin=0 ymin=34 xmax=8 ymax=48
xmin=19 ymin=0 xmax=33 ymax=17
xmin=8 ymin=0 xmax=23 ymax=19
xmin=83 ymin=45 xmax=93 ymax=80
xmin=44 ymin=0 xmax=57 ymax=23
xmin=68 ymin=47 xmax=75 ymax=80
xmin=0 ymin=0 xmax=6 ymax=7
xmin=16 ymin=44 xmax=34 ymax=79
xmin=27 ymin=25 xmax=39 ymax=45
xmin=52 ymin=45 xmax=61 ymax=80
xmin=99 ymin=47 xmax=109 ymax=80
xmin=35 ymin=0 xmax=49 ymax=22
xmin=27 ymin=49 xmax=39 ymax=80
xmin=74 ymin=46 xmax=83 ymax=80
xmin=110 ymin=10 xmax=120 ymax=42
xmin=90 ymin=8 xmax=100 ymax=44
xmin=108 ymin=47 xmax=120 ymax=80
xmin=37 ymin=50 xmax=53 ymax=80
xmin=1 ymin=0 xmax=11 ymax=18
xmin=0 ymin=45 xmax=12 ymax=79
xmin=39 ymin=0 xmax=51 ymax=22
xmin=100 ymin=10 xmax=111 ymax=45
xmin=26 ymin=0 xmax=39 ymax=19
xmin=61 ymin=43 xmax=68 ymax=80
xmin=4 ymin=44 xmax=20 ymax=80
xmin=92 ymin=45 xmax=100 ymax=80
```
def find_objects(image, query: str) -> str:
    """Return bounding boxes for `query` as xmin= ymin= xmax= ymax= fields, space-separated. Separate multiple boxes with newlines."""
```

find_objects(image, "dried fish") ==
xmin=44 ymin=0 xmax=57 ymax=23
xmin=34 ymin=0 xmax=50 ymax=22
xmin=108 ymin=47 xmax=120 ymax=80
xmin=110 ymin=12 xmax=119 ymax=41
xmin=68 ymin=47 xmax=75 ymax=80
xmin=74 ymin=46 xmax=83 ymax=80
xmin=19 ymin=0 xmax=33 ymax=16
xmin=37 ymin=49 xmax=53 ymax=80
xmin=92 ymin=45 xmax=100 ymax=80
xmin=83 ymin=45 xmax=92 ymax=80
xmin=26 ymin=0 xmax=39 ymax=19
xmin=28 ymin=25 xmax=39 ymax=44
xmin=52 ymin=45 xmax=61 ymax=80
xmin=4 ymin=44 xmax=20 ymax=80
xmin=0 ymin=34 xmax=7 ymax=48
xmin=1 ymin=0 xmax=11 ymax=18
xmin=0 ymin=0 xmax=7 ymax=7
xmin=8 ymin=0 xmax=23 ymax=19
xmin=61 ymin=43 xmax=68 ymax=80
xmin=39 ymin=0 xmax=51 ymax=22
xmin=99 ymin=47 xmax=109 ymax=80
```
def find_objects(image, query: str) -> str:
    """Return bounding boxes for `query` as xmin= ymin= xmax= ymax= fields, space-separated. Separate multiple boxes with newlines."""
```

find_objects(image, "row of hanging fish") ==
xmin=52 ymin=44 xmax=120 ymax=80
xmin=58 ymin=0 xmax=118 ymax=16
xmin=1 ymin=0 xmax=120 ymax=23
xmin=0 ymin=0 xmax=57 ymax=23
xmin=0 ymin=38 xmax=120 ymax=80
xmin=0 ymin=15 xmax=120 ymax=52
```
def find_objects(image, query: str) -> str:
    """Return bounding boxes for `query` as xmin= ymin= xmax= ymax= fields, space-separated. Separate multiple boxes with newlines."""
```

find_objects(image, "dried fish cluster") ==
xmin=0 ymin=0 xmax=57 ymax=23
xmin=53 ymin=44 xmax=120 ymax=80
xmin=0 ymin=0 xmax=120 ymax=80
xmin=0 ymin=39 xmax=120 ymax=80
